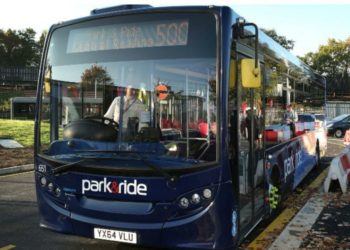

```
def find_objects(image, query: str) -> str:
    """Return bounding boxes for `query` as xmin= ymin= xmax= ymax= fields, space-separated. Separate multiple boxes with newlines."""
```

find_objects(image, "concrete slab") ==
xmin=0 ymin=164 xmax=33 ymax=176
xmin=269 ymin=193 xmax=329 ymax=250
xmin=0 ymin=139 xmax=24 ymax=149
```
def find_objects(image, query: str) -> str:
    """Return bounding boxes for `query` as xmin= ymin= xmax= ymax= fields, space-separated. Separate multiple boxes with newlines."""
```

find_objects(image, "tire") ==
xmin=334 ymin=129 xmax=343 ymax=138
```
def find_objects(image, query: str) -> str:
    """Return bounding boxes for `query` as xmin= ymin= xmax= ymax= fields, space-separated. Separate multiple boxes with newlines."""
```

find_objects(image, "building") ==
xmin=0 ymin=67 xmax=38 ymax=119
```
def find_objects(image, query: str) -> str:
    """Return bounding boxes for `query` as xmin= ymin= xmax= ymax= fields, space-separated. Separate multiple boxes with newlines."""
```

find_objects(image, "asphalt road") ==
xmin=0 ymin=137 xmax=345 ymax=250
xmin=326 ymin=137 xmax=346 ymax=157
xmin=0 ymin=172 xmax=151 ymax=250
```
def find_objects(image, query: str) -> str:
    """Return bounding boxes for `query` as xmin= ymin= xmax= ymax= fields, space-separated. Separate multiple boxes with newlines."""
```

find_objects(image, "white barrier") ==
xmin=344 ymin=130 xmax=350 ymax=145
xmin=324 ymin=147 xmax=350 ymax=193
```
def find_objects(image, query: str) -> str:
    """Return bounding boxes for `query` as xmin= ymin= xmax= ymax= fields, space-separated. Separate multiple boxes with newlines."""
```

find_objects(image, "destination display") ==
xmin=67 ymin=19 xmax=189 ymax=53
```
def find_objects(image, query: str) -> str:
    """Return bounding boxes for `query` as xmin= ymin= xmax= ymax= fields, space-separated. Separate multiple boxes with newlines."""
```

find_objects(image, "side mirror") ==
xmin=241 ymin=58 xmax=261 ymax=88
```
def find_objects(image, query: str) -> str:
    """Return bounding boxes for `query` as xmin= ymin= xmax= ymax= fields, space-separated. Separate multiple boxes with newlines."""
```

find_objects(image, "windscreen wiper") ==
xmin=38 ymin=153 xmax=89 ymax=175
xmin=72 ymin=149 xmax=158 ymax=155
xmin=50 ymin=154 xmax=126 ymax=175
xmin=139 ymin=156 xmax=178 ymax=183
xmin=52 ymin=159 xmax=88 ymax=175
xmin=46 ymin=151 xmax=178 ymax=183
xmin=75 ymin=150 xmax=178 ymax=183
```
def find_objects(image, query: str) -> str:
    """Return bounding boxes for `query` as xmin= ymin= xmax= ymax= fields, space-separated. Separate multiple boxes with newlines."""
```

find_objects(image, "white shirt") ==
xmin=104 ymin=96 xmax=145 ymax=129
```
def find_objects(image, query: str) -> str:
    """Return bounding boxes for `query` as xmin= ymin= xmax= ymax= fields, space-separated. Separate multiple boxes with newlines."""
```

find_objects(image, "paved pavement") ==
xmin=0 ymin=164 xmax=33 ymax=176
xmin=300 ymin=192 xmax=350 ymax=249
xmin=261 ymin=137 xmax=350 ymax=249
xmin=270 ymin=185 xmax=350 ymax=249
xmin=286 ymin=137 xmax=350 ymax=249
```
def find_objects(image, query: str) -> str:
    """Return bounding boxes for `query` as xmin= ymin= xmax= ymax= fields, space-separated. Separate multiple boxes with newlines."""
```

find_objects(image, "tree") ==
xmin=38 ymin=30 xmax=47 ymax=49
xmin=261 ymin=28 xmax=295 ymax=51
xmin=301 ymin=38 xmax=350 ymax=97
xmin=0 ymin=29 xmax=20 ymax=66
xmin=0 ymin=28 xmax=43 ymax=67
xmin=17 ymin=28 xmax=41 ymax=66
xmin=81 ymin=64 xmax=113 ymax=87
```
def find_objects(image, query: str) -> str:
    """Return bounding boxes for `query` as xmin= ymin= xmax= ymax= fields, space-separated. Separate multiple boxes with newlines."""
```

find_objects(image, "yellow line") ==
xmin=247 ymin=167 xmax=329 ymax=250
xmin=0 ymin=245 xmax=16 ymax=250
xmin=308 ymin=168 xmax=329 ymax=189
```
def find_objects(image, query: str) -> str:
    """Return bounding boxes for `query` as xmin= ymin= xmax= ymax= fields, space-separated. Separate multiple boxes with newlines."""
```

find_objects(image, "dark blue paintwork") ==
xmin=34 ymin=6 xmax=239 ymax=250
xmin=35 ymin=154 xmax=235 ymax=249
xmin=265 ymin=132 xmax=319 ymax=198
xmin=34 ymin=4 xmax=325 ymax=250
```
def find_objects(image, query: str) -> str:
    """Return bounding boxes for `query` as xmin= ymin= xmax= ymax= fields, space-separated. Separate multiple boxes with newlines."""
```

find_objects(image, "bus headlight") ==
xmin=40 ymin=176 xmax=47 ymax=186
xmin=177 ymin=186 xmax=215 ymax=210
xmin=191 ymin=193 xmax=201 ymax=204
xmin=203 ymin=188 xmax=212 ymax=199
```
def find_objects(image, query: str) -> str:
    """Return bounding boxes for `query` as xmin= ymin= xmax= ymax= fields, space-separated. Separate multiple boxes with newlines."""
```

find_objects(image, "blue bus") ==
xmin=34 ymin=5 xmax=327 ymax=249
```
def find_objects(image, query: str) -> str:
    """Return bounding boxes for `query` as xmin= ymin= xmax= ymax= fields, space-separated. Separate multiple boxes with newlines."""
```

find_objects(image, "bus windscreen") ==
xmin=40 ymin=11 xmax=218 ymax=171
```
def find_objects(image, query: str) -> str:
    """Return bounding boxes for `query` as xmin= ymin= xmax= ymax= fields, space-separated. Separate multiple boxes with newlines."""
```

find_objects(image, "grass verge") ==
xmin=0 ymin=119 xmax=49 ymax=147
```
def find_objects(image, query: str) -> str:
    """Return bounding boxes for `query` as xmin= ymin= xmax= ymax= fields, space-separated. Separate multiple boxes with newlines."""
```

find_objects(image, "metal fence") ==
xmin=0 ymin=67 xmax=38 ymax=83
xmin=0 ymin=111 xmax=10 ymax=119
xmin=326 ymin=102 xmax=350 ymax=119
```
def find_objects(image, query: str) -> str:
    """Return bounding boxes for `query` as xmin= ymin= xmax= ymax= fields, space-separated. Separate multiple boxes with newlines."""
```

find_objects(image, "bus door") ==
xmin=230 ymin=44 xmax=266 ymax=237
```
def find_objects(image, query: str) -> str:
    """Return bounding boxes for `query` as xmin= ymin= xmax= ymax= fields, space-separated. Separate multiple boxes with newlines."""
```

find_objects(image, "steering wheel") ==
xmin=101 ymin=117 xmax=119 ymax=129
xmin=83 ymin=116 xmax=119 ymax=130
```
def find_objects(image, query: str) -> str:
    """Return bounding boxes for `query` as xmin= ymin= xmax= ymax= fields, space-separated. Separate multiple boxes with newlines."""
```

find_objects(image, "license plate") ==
xmin=94 ymin=228 xmax=137 ymax=244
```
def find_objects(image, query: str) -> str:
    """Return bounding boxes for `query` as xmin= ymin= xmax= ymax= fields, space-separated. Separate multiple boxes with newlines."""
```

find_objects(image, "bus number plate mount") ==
xmin=94 ymin=228 xmax=137 ymax=244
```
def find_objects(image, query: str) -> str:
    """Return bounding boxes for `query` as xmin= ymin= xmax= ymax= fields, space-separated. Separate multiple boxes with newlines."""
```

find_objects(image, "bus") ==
xmin=34 ymin=5 xmax=327 ymax=249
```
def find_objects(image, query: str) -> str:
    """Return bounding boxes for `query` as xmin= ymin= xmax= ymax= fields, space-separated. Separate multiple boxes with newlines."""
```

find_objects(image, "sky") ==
xmin=1 ymin=0 xmax=350 ymax=56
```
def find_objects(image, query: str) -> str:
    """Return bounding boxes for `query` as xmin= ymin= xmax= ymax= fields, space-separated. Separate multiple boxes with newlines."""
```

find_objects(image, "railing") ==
xmin=0 ymin=67 xmax=38 ymax=83
xmin=326 ymin=101 xmax=350 ymax=119
xmin=0 ymin=111 xmax=10 ymax=119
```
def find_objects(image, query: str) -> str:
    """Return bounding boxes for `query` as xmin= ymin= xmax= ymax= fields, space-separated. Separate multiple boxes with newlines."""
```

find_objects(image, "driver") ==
xmin=104 ymin=85 xmax=146 ymax=131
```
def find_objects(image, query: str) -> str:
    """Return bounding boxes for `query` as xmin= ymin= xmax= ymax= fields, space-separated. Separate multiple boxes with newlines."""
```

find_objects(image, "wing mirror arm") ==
xmin=235 ymin=18 xmax=259 ymax=72
xmin=234 ymin=18 xmax=261 ymax=89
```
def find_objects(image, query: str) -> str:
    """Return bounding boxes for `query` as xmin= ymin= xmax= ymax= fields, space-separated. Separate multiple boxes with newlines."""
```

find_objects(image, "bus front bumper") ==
xmin=37 ymin=194 xmax=232 ymax=250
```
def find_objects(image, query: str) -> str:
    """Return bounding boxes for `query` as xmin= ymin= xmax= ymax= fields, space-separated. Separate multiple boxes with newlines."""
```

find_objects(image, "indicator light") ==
xmin=55 ymin=187 xmax=61 ymax=197
xmin=179 ymin=197 xmax=189 ymax=208
xmin=48 ymin=182 xmax=54 ymax=192
xmin=191 ymin=193 xmax=201 ymax=204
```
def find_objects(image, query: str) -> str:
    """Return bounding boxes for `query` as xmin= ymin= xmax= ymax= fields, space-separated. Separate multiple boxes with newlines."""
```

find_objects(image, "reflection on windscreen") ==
xmin=44 ymin=58 xmax=217 ymax=164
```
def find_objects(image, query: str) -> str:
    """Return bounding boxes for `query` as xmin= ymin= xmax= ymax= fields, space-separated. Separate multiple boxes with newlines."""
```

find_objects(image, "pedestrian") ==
xmin=283 ymin=104 xmax=298 ymax=136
